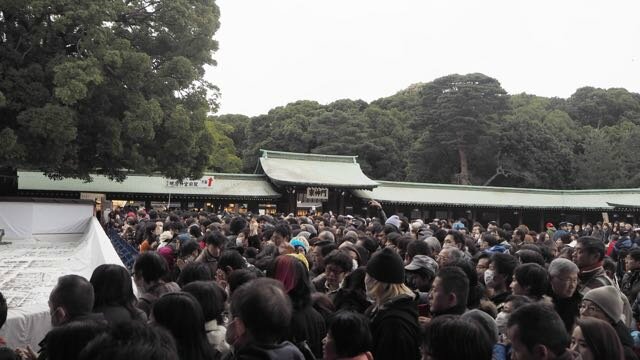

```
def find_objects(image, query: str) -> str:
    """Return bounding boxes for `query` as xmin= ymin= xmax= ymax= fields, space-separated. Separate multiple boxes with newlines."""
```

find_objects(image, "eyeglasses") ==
xmin=579 ymin=302 xmax=600 ymax=313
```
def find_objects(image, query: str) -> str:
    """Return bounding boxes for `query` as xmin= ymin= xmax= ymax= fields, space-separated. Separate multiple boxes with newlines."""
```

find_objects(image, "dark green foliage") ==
xmin=211 ymin=75 xmax=640 ymax=189
xmin=0 ymin=0 xmax=222 ymax=180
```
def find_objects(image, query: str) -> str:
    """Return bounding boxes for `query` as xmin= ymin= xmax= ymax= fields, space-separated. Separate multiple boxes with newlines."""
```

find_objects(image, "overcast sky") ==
xmin=205 ymin=0 xmax=640 ymax=116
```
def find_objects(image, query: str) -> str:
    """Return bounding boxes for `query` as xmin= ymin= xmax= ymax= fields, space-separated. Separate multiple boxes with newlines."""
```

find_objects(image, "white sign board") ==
xmin=166 ymin=176 xmax=215 ymax=188
xmin=306 ymin=187 xmax=329 ymax=201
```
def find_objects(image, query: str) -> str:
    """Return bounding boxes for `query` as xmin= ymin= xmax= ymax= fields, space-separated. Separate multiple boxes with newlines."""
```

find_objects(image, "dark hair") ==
xmin=396 ymin=235 xmax=413 ymax=259
xmin=577 ymin=236 xmax=605 ymax=261
xmin=229 ymin=217 xmax=248 ymax=235
xmin=576 ymin=317 xmax=625 ymax=360
xmin=515 ymin=249 xmax=545 ymax=267
xmin=481 ymin=232 xmax=499 ymax=247
xmin=447 ymin=230 xmax=466 ymax=248
xmin=47 ymin=320 xmax=108 ymax=360
xmin=320 ymin=243 xmax=339 ymax=257
xmin=333 ymin=267 xmax=370 ymax=313
xmin=257 ymin=243 xmax=279 ymax=259
xmin=204 ymin=230 xmax=226 ymax=247
xmin=423 ymin=315 xmax=492 ymax=360
xmin=176 ymin=262 xmax=213 ymax=287
xmin=436 ymin=266 xmax=469 ymax=311
xmin=473 ymin=251 xmax=491 ymax=265
xmin=490 ymin=253 xmax=518 ymax=286
xmin=359 ymin=236 xmax=378 ymax=254
xmin=406 ymin=240 xmax=431 ymax=259
xmin=273 ymin=223 xmax=291 ymax=240
xmin=504 ymin=294 xmax=533 ymax=311
xmin=152 ymin=292 xmax=218 ymax=360
xmin=0 ymin=291 xmax=6 ymax=328
xmin=507 ymin=303 xmax=569 ymax=357
xmin=324 ymin=250 xmax=353 ymax=273
xmin=143 ymin=222 xmax=157 ymax=243
xmin=228 ymin=269 xmax=259 ymax=294
xmin=327 ymin=311 xmax=372 ymax=357
xmin=230 ymin=278 xmax=292 ymax=343
xmin=464 ymin=236 xmax=478 ymax=256
xmin=79 ymin=321 xmax=178 ymax=360
xmin=383 ymin=224 xmax=399 ymax=235
xmin=133 ymin=251 xmax=168 ymax=283
xmin=627 ymin=249 xmax=640 ymax=262
xmin=261 ymin=226 xmax=275 ymax=242
xmin=182 ymin=281 xmax=227 ymax=323
xmin=90 ymin=264 xmax=138 ymax=320
xmin=50 ymin=275 xmax=95 ymax=318
xmin=267 ymin=255 xmax=314 ymax=310
xmin=218 ymin=250 xmax=246 ymax=273
xmin=179 ymin=240 xmax=200 ymax=258
xmin=446 ymin=259 xmax=481 ymax=309
xmin=513 ymin=263 xmax=549 ymax=299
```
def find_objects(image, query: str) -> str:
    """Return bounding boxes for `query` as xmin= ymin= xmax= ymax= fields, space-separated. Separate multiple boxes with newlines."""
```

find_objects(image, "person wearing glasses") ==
xmin=580 ymin=286 xmax=638 ymax=360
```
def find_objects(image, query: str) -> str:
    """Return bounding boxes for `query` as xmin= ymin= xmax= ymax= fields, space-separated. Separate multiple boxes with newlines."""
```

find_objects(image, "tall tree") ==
xmin=213 ymin=114 xmax=250 ymax=157
xmin=0 ymin=0 xmax=220 ymax=181
xmin=412 ymin=73 xmax=509 ymax=184
xmin=566 ymin=87 xmax=640 ymax=129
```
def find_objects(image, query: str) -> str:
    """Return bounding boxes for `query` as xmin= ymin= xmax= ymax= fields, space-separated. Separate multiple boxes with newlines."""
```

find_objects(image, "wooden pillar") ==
xmin=338 ymin=189 xmax=345 ymax=215
xmin=518 ymin=210 xmax=523 ymax=226
xmin=539 ymin=210 xmax=545 ymax=233
xmin=288 ymin=188 xmax=297 ymax=215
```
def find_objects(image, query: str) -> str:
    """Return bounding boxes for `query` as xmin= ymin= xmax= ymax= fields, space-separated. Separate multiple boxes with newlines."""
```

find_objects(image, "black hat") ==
xmin=366 ymin=247 xmax=405 ymax=284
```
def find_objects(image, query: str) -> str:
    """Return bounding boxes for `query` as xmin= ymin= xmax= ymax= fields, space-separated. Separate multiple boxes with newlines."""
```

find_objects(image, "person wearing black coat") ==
xmin=364 ymin=248 xmax=420 ymax=360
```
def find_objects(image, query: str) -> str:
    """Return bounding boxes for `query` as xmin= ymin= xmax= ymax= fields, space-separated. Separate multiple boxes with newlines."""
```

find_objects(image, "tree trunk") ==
xmin=458 ymin=145 xmax=472 ymax=185
xmin=0 ymin=167 xmax=18 ymax=196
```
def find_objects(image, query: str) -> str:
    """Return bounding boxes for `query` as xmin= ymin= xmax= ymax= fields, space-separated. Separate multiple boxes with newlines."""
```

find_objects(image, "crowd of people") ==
xmin=3 ymin=200 xmax=640 ymax=359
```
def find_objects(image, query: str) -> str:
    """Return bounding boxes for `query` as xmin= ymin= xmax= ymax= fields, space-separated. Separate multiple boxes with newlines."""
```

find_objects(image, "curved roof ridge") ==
xmin=260 ymin=149 xmax=357 ymax=163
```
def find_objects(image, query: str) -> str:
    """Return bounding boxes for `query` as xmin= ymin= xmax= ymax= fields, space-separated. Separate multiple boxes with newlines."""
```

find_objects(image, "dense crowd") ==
xmin=2 ymin=200 xmax=640 ymax=360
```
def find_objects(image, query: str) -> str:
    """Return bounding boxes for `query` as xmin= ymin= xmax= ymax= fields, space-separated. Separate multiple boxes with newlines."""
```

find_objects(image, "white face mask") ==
xmin=484 ymin=269 xmax=495 ymax=285
xmin=496 ymin=311 xmax=509 ymax=334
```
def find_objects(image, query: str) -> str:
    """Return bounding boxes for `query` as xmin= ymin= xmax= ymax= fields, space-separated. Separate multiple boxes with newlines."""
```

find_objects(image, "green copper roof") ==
xmin=259 ymin=149 xmax=379 ymax=189
xmin=18 ymin=171 xmax=281 ymax=200
xmin=353 ymin=181 xmax=640 ymax=209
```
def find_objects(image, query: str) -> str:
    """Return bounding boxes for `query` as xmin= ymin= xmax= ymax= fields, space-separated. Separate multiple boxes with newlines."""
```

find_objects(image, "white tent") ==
xmin=0 ymin=199 xmax=125 ymax=349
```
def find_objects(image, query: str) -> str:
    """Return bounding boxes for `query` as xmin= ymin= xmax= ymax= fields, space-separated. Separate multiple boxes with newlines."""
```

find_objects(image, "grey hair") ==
xmin=424 ymin=236 xmax=442 ymax=254
xmin=548 ymin=258 xmax=579 ymax=277
xmin=319 ymin=230 xmax=335 ymax=243
xmin=444 ymin=247 xmax=464 ymax=262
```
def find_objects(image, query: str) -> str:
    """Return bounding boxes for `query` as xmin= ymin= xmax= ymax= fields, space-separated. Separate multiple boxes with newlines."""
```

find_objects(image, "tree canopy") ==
xmin=217 ymin=74 xmax=640 ymax=190
xmin=0 ymin=0 xmax=221 ymax=180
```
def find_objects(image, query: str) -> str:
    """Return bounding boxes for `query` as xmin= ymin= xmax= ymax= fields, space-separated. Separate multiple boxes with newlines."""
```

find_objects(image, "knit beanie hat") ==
xmin=385 ymin=215 xmax=401 ymax=230
xmin=583 ymin=286 xmax=623 ymax=322
xmin=366 ymin=247 xmax=405 ymax=284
